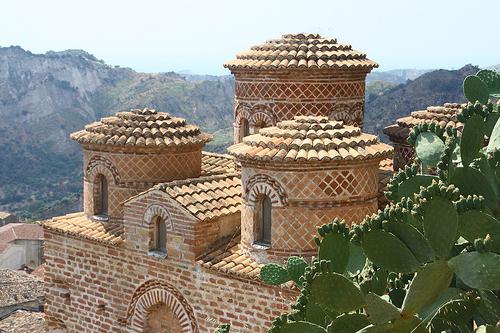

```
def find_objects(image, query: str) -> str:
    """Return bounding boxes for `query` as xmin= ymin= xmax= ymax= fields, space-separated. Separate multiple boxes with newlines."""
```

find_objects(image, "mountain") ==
xmin=366 ymin=68 xmax=433 ymax=85
xmin=0 ymin=45 xmax=490 ymax=220
xmin=0 ymin=46 xmax=234 ymax=220
xmin=364 ymin=65 xmax=478 ymax=140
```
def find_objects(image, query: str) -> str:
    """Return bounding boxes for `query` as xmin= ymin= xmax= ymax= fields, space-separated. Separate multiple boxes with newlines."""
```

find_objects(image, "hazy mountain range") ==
xmin=0 ymin=45 xmax=495 ymax=219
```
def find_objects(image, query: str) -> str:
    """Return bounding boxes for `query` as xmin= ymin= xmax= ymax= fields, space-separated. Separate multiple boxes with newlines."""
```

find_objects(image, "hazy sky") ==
xmin=1 ymin=0 xmax=499 ymax=75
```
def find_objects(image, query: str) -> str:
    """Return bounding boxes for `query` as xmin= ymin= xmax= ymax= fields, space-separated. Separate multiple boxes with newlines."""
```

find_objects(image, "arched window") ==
xmin=255 ymin=195 xmax=272 ymax=246
xmin=94 ymin=174 xmax=108 ymax=216
xmin=152 ymin=216 xmax=167 ymax=253
xmin=240 ymin=118 xmax=250 ymax=141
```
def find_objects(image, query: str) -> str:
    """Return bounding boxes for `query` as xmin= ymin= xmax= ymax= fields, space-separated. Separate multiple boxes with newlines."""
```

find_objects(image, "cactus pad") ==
xmin=318 ymin=232 xmax=349 ymax=273
xmin=365 ymin=292 xmax=400 ymax=325
xmin=421 ymin=196 xmax=458 ymax=258
xmin=328 ymin=314 xmax=370 ymax=333
xmin=463 ymin=75 xmax=489 ymax=104
xmin=448 ymin=252 xmax=500 ymax=290
xmin=286 ymin=256 xmax=308 ymax=286
xmin=361 ymin=229 xmax=420 ymax=273
xmin=415 ymin=132 xmax=446 ymax=168
xmin=260 ymin=263 xmax=291 ymax=285
xmin=458 ymin=210 xmax=500 ymax=243
xmin=401 ymin=260 xmax=453 ymax=316
xmin=460 ymin=114 xmax=485 ymax=167
xmin=310 ymin=272 xmax=365 ymax=313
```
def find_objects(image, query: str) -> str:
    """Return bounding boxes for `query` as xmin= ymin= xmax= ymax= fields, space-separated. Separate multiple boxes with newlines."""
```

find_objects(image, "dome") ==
xmin=228 ymin=116 xmax=392 ymax=163
xmin=71 ymin=108 xmax=212 ymax=148
xmin=383 ymin=103 xmax=464 ymax=142
xmin=224 ymin=33 xmax=378 ymax=71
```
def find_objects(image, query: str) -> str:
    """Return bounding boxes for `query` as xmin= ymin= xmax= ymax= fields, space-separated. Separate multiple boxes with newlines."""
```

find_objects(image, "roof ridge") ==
xmin=155 ymin=172 xmax=240 ymax=190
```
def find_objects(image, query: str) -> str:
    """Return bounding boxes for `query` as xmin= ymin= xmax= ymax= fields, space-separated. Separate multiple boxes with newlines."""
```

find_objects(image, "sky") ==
xmin=1 ymin=0 xmax=499 ymax=75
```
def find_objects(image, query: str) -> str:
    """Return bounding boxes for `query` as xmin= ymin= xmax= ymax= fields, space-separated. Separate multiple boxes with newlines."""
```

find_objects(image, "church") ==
xmin=43 ymin=33 xmax=396 ymax=333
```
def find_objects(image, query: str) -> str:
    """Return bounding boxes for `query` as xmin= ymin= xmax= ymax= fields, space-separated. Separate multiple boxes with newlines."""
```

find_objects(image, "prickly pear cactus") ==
xmin=216 ymin=69 xmax=500 ymax=333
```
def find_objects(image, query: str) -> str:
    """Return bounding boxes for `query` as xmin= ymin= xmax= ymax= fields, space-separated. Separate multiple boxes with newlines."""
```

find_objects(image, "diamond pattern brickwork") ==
xmin=393 ymin=143 xmax=416 ymax=171
xmin=235 ymin=81 xmax=365 ymax=100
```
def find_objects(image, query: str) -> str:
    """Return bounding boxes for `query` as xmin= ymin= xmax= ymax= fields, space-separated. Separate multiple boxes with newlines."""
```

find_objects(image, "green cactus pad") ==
xmin=279 ymin=321 xmax=327 ymax=333
xmin=458 ymin=210 xmax=500 ymax=243
xmin=451 ymin=167 xmax=497 ymax=210
xmin=415 ymin=132 xmax=446 ymax=168
xmin=426 ymin=298 xmax=477 ymax=332
xmin=477 ymin=290 xmax=500 ymax=325
xmin=486 ymin=116 xmax=500 ymax=153
xmin=392 ymin=175 xmax=438 ymax=201
xmin=318 ymin=232 xmax=349 ymax=273
xmin=421 ymin=196 xmax=458 ymax=258
xmin=360 ymin=268 xmax=388 ymax=296
xmin=448 ymin=252 xmax=500 ymax=289
xmin=365 ymin=292 xmax=400 ymax=325
xmin=485 ymin=112 xmax=500 ymax=138
xmin=463 ymin=75 xmax=490 ymax=104
xmin=260 ymin=263 xmax=291 ymax=285
xmin=383 ymin=220 xmax=433 ymax=263
xmin=361 ymin=229 xmax=420 ymax=273
xmin=304 ymin=300 xmax=327 ymax=327
xmin=310 ymin=272 xmax=365 ymax=313
xmin=286 ymin=256 xmax=308 ymax=286
xmin=345 ymin=243 xmax=366 ymax=276
xmin=476 ymin=69 xmax=500 ymax=95
xmin=418 ymin=287 xmax=462 ymax=320
xmin=401 ymin=261 xmax=453 ymax=316
xmin=460 ymin=114 xmax=485 ymax=167
xmin=328 ymin=314 xmax=370 ymax=333
xmin=475 ymin=325 xmax=498 ymax=333
xmin=478 ymin=155 xmax=500 ymax=200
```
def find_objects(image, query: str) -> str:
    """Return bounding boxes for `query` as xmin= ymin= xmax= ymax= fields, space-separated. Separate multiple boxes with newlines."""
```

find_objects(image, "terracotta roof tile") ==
xmin=71 ymin=108 xmax=212 ymax=148
xmin=378 ymin=159 xmax=394 ymax=209
xmin=0 ymin=223 xmax=43 ymax=254
xmin=154 ymin=173 xmax=242 ymax=222
xmin=383 ymin=103 xmax=464 ymax=142
xmin=42 ymin=212 xmax=124 ymax=245
xmin=197 ymin=238 xmax=262 ymax=280
xmin=201 ymin=151 xmax=237 ymax=175
xmin=228 ymin=116 xmax=393 ymax=163
xmin=225 ymin=33 xmax=378 ymax=71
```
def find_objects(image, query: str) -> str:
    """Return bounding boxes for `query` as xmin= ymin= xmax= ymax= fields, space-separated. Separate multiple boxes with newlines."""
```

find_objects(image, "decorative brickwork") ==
xmin=393 ymin=143 xmax=416 ymax=171
xmin=127 ymin=280 xmax=199 ymax=333
xmin=226 ymin=34 xmax=377 ymax=143
xmin=244 ymin=174 xmax=287 ymax=207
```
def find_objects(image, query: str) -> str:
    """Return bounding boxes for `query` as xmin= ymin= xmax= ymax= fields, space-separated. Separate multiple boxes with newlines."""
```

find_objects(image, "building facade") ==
xmin=43 ymin=33 xmax=392 ymax=333
xmin=224 ymin=33 xmax=378 ymax=143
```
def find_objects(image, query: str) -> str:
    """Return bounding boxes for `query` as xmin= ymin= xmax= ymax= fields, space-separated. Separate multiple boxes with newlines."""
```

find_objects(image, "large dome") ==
xmin=224 ymin=33 xmax=378 ymax=71
xmin=228 ymin=116 xmax=392 ymax=163
xmin=71 ymin=108 xmax=212 ymax=148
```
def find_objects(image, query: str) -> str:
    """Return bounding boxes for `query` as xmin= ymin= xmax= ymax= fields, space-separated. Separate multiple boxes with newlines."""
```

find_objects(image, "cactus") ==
xmin=463 ymin=75 xmax=490 ymax=104
xmin=214 ymin=324 xmax=231 ymax=333
xmin=217 ymin=72 xmax=500 ymax=333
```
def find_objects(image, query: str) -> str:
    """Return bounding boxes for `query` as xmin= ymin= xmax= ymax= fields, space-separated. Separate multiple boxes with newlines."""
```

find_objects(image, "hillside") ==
xmin=0 ymin=46 xmax=233 ymax=219
xmin=364 ymin=65 xmax=478 ymax=140
xmin=0 ymin=46 xmax=488 ymax=220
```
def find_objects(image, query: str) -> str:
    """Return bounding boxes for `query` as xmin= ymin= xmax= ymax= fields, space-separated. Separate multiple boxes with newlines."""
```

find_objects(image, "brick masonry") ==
xmin=231 ymin=70 xmax=368 ymax=143
xmin=239 ymin=161 xmax=379 ymax=262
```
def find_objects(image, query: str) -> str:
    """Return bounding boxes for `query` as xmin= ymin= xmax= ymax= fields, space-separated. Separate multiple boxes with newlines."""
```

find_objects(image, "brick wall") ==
xmin=232 ymin=70 xmax=368 ymax=143
xmin=82 ymin=147 xmax=202 ymax=222
xmin=239 ymin=161 xmax=380 ymax=262
xmin=44 ymin=230 xmax=295 ymax=333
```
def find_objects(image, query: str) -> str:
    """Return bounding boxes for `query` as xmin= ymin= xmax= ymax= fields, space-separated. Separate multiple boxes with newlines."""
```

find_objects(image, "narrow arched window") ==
xmin=152 ymin=216 xmax=167 ymax=253
xmin=256 ymin=195 xmax=272 ymax=246
xmin=94 ymin=174 xmax=108 ymax=216
xmin=240 ymin=118 xmax=250 ymax=140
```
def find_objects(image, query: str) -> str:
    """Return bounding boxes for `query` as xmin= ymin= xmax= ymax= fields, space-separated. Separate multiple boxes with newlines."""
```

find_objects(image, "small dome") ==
xmin=228 ymin=116 xmax=392 ymax=162
xmin=71 ymin=108 xmax=212 ymax=148
xmin=384 ymin=103 xmax=464 ymax=141
xmin=224 ymin=33 xmax=378 ymax=71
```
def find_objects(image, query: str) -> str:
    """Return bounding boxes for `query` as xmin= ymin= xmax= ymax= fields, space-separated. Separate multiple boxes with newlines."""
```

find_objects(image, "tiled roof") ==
xmin=0 ymin=269 xmax=43 ymax=308
xmin=228 ymin=116 xmax=393 ymax=163
xmin=154 ymin=173 xmax=242 ymax=222
xmin=201 ymin=151 xmax=237 ymax=175
xmin=383 ymin=103 xmax=464 ymax=142
xmin=42 ymin=212 xmax=124 ymax=245
xmin=71 ymin=108 xmax=212 ymax=148
xmin=0 ymin=310 xmax=45 ymax=333
xmin=197 ymin=238 xmax=262 ymax=280
xmin=224 ymin=33 xmax=378 ymax=71
xmin=0 ymin=223 xmax=43 ymax=254
xmin=378 ymin=159 xmax=394 ymax=209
